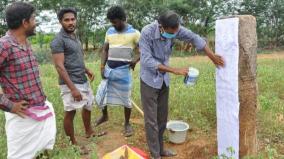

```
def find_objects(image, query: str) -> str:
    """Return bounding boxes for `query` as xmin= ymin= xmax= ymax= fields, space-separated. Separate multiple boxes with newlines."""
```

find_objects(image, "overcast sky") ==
xmin=36 ymin=10 xmax=61 ymax=33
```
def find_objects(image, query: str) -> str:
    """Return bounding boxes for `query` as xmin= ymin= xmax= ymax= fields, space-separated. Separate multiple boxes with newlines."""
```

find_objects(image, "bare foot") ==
xmin=94 ymin=115 xmax=108 ymax=127
xmin=71 ymin=139 xmax=78 ymax=145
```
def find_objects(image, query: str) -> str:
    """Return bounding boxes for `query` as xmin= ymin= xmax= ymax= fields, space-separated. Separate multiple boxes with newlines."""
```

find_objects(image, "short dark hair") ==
xmin=158 ymin=10 xmax=180 ymax=28
xmin=107 ymin=6 xmax=126 ymax=21
xmin=5 ymin=2 xmax=35 ymax=29
xmin=57 ymin=8 xmax=77 ymax=21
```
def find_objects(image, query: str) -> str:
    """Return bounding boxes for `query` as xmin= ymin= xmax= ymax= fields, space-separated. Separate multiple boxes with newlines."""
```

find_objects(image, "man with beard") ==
xmin=0 ymin=2 xmax=56 ymax=158
xmin=95 ymin=6 xmax=140 ymax=137
xmin=50 ymin=8 xmax=105 ymax=148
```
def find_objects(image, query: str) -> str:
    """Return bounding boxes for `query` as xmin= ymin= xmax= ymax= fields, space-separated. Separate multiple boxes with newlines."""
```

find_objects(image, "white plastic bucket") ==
xmin=166 ymin=120 xmax=190 ymax=144
xmin=184 ymin=67 xmax=199 ymax=86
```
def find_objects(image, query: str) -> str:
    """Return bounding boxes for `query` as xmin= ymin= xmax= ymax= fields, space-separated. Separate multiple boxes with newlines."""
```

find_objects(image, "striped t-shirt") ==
xmin=105 ymin=24 xmax=140 ymax=63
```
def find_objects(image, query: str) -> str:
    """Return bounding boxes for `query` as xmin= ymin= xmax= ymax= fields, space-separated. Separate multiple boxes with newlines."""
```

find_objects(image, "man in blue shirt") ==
xmin=139 ymin=11 xmax=225 ymax=159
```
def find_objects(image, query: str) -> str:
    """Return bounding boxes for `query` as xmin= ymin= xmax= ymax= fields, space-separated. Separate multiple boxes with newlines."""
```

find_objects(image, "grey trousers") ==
xmin=140 ymin=80 xmax=169 ymax=158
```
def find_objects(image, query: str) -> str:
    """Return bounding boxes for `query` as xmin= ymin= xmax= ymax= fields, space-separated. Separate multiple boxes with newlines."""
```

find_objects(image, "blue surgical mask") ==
xmin=161 ymin=32 xmax=177 ymax=39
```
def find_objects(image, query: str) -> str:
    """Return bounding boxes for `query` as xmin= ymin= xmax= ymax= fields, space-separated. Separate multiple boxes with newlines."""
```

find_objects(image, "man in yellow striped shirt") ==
xmin=95 ymin=6 xmax=140 ymax=137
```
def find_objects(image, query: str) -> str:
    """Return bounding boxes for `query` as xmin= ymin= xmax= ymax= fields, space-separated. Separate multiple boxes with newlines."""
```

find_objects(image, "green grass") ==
xmin=0 ymin=56 xmax=284 ymax=158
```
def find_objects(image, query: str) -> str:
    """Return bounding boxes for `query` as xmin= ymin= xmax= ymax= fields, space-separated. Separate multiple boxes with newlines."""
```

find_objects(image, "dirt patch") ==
xmin=77 ymin=119 xmax=217 ymax=159
xmin=164 ymin=135 xmax=217 ymax=159
xmin=73 ymin=124 xmax=129 ymax=158
xmin=257 ymin=52 xmax=284 ymax=59
xmin=133 ymin=123 xmax=218 ymax=159
xmin=90 ymin=118 xmax=218 ymax=159
xmin=131 ymin=118 xmax=144 ymax=125
xmin=95 ymin=126 xmax=128 ymax=158
xmin=277 ymin=114 xmax=284 ymax=124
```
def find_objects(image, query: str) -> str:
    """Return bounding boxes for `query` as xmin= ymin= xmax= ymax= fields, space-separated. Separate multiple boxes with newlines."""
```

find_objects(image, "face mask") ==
xmin=160 ymin=26 xmax=177 ymax=39
xmin=161 ymin=32 xmax=177 ymax=39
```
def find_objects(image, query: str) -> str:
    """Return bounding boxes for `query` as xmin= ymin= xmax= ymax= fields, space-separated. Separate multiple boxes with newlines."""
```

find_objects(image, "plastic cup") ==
xmin=184 ymin=67 xmax=199 ymax=86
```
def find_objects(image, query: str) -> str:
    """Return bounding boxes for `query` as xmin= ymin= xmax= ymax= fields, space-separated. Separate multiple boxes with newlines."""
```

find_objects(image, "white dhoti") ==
xmin=5 ymin=101 xmax=56 ymax=159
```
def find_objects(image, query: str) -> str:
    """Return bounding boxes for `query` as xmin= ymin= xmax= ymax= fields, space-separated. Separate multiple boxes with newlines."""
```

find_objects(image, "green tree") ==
xmin=167 ymin=0 xmax=225 ymax=36
xmin=240 ymin=0 xmax=284 ymax=48
xmin=33 ymin=0 xmax=107 ymax=50
xmin=113 ymin=0 xmax=164 ymax=30
xmin=0 ymin=0 xmax=11 ymax=36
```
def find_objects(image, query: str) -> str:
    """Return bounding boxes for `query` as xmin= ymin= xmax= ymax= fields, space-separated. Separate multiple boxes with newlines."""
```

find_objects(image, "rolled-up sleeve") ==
xmin=139 ymin=30 xmax=161 ymax=72
xmin=176 ymin=26 xmax=207 ymax=51
xmin=0 ymin=94 xmax=14 ymax=112
xmin=0 ymin=45 xmax=8 ymax=65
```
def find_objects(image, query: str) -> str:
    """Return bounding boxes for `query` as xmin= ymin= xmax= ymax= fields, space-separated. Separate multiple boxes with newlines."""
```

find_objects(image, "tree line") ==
xmin=0 ymin=0 xmax=283 ymax=51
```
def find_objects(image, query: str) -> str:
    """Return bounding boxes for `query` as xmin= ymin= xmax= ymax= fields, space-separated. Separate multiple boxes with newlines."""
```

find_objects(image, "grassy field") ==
xmin=0 ymin=54 xmax=284 ymax=158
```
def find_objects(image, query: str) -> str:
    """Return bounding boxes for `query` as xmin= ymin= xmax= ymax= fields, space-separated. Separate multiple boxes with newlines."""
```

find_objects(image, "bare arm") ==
xmin=101 ymin=43 xmax=109 ymax=67
xmin=52 ymin=53 xmax=82 ymax=101
xmin=52 ymin=53 xmax=76 ymax=90
xmin=176 ymin=26 xmax=224 ymax=68
xmin=100 ymin=43 xmax=109 ymax=78
xmin=158 ymin=65 xmax=188 ymax=76
xmin=129 ymin=46 xmax=140 ymax=70
xmin=85 ymin=67 xmax=94 ymax=82
xmin=133 ymin=46 xmax=140 ymax=63
xmin=203 ymin=45 xmax=225 ymax=67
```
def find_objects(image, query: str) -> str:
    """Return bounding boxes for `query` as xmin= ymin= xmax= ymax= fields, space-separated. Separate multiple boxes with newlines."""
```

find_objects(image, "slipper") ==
xmin=86 ymin=131 xmax=107 ymax=138
xmin=124 ymin=124 xmax=133 ymax=137
xmin=161 ymin=149 xmax=177 ymax=157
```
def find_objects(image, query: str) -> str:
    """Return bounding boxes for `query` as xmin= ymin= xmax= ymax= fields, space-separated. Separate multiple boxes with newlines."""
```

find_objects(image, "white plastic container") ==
xmin=184 ymin=67 xmax=199 ymax=86
xmin=166 ymin=120 xmax=190 ymax=144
